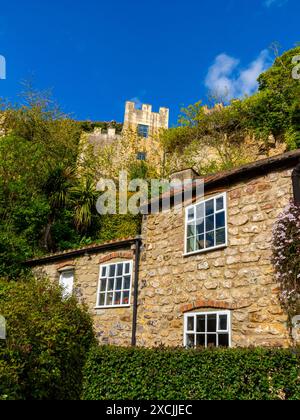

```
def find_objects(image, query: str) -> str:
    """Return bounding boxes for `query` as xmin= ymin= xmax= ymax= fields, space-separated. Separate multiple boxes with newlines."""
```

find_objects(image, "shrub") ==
xmin=82 ymin=346 xmax=300 ymax=400
xmin=272 ymin=201 xmax=300 ymax=320
xmin=0 ymin=277 xmax=95 ymax=400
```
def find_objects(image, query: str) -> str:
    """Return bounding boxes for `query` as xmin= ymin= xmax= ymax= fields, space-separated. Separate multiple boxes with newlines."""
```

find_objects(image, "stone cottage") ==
xmin=26 ymin=150 xmax=300 ymax=348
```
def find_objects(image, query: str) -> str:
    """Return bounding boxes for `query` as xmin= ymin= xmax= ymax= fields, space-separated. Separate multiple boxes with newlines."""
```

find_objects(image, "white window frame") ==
xmin=95 ymin=260 xmax=133 ymax=309
xmin=59 ymin=269 xmax=74 ymax=299
xmin=184 ymin=310 xmax=232 ymax=348
xmin=184 ymin=192 xmax=228 ymax=256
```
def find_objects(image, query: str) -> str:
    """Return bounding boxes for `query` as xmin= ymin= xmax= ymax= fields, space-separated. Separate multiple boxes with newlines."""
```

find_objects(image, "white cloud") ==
xmin=263 ymin=0 xmax=287 ymax=8
xmin=205 ymin=50 xmax=271 ymax=99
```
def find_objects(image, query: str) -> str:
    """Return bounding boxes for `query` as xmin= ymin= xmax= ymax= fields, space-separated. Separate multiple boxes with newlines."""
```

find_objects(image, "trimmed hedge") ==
xmin=82 ymin=346 xmax=300 ymax=400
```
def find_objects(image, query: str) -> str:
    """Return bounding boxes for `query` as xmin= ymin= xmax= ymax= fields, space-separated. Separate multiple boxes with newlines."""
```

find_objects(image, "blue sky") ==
xmin=0 ymin=0 xmax=299 ymax=125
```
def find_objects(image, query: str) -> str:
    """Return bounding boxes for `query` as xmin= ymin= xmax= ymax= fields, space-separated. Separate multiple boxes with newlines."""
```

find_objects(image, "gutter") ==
xmin=24 ymin=238 xmax=137 ymax=266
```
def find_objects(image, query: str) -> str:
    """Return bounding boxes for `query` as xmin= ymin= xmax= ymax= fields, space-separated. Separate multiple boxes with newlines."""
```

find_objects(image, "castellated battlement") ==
xmin=124 ymin=101 xmax=169 ymax=134
xmin=87 ymin=126 xmax=122 ymax=152
xmin=93 ymin=127 xmax=120 ymax=138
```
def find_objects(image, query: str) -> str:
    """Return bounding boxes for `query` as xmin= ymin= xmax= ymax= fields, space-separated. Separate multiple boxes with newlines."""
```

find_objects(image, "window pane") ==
xmin=114 ymin=292 xmax=121 ymax=306
xmin=98 ymin=294 xmax=105 ymax=306
xmin=218 ymin=334 xmax=229 ymax=347
xmin=216 ymin=228 xmax=226 ymax=246
xmin=117 ymin=264 xmax=123 ymax=276
xmin=116 ymin=277 xmax=122 ymax=290
xmin=196 ymin=235 xmax=205 ymax=251
xmin=216 ymin=212 xmax=225 ymax=229
xmin=187 ymin=236 xmax=195 ymax=253
xmin=97 ymin=263 xmax=133 ymax=308
xmin=187 ymin=317 xmax=194 ymax=331
xmin=219 ymin=315 xmax=228 ymax=331
xmin=216 ymin=196 xmax=224 ymax=211
xmin=196 ymin=219 xmax=204 ymax=235
xmin=188 ymin=208 xmax=195 ymax=221
xmin=186 ymin=334 xmax=195 ymax=348
xmin=207 ymin=314 xmax=217 ymax=332
xmin=187 ymin=223 xmax=195 ymax=237
xmin=196 ymin=315 xmax=206 ymax=333
xmin=205 ymin=199 xmax=214 ymax=216
xmin=108 ymin=278 xmax=114 ymax=291
xmin=122 ymin=291 xmax=130 ymax=305
xmin=138 ymin=124 xmax=149 ymax=138
xmin=137 ymin=152 xmax=146 ymax=161
xmin=100 ymin=279 xmax=107 ymax=292
xmin=109 ymin=265 xmax=116 ymax=277
xmin=101 ymin=266 xmax=107 ymax=277
xmin=206 ymin=215 xmax=214 ymax=232
xmin=206 ymin=231 xmax=215 ymax=248
xmin=196 ymin=204 xmax=204 ymax=219
xmin=196 ymin=334 xmax=206 ymax=348
xmin=186 ymin=196 xmax=227 ymax=255
xmin=207 ymin=334 xmax=217 ymax=347
xmin=106 ymin=293 xmax=113 ymax=306
xmin=59 ymin=271 xmax=74 ymax=298
xmin=60 ymin=271 xmax=73 ymax=281
xmin=123 ymin=276 xmax=131 ymax=290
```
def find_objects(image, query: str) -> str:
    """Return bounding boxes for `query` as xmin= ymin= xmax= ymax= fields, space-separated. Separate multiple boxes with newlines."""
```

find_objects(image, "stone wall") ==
xmin=33 ymin=248 xmax=135 ymax=346
xmin=137 ymin=167 xmax=294 ymax=348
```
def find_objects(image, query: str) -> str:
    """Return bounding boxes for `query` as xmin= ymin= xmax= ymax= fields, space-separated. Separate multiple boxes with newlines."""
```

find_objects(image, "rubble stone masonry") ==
xmin=33 ymin=248 xmax=135 ymax=346
xmin=137 ymin=168 xmax=293 ymax=348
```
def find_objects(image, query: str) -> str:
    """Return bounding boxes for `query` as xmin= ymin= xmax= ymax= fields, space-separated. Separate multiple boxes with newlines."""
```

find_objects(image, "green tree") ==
xmin=70 ymin=176 xmax=99 ymax=235
xmin=42 ymin=165 xmax=75 ymax=251
xmin=0 ymin=276 xmax=95 ymax=400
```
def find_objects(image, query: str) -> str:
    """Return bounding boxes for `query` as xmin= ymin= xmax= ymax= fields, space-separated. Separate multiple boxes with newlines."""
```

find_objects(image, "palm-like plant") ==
xmin=42 ymin=164 xmax=75 ymax=251
xmin=70 ymin=176 xmax=98 ymax=234
xmin=44 ymin=165 xmax=74 ymax=209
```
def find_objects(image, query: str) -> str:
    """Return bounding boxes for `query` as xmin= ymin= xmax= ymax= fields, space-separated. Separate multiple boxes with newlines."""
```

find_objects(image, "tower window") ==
xmin=137 ymin=124 xmax=149 ymax=138
xmin=137 ymin=152 xmax=147 ymax=161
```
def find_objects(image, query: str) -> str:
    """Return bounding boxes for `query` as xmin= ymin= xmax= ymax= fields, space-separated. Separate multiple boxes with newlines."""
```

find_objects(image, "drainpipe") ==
xmin=131 ymin=236 xmax=142 ymax=347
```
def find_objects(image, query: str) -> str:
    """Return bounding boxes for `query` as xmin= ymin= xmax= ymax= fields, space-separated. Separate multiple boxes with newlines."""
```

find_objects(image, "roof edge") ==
xmin=24 ymin=237 xmax=140 ymax=267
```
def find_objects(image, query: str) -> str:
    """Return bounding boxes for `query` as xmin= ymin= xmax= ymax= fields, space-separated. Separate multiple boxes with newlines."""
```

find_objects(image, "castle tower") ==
xmin=123 ymin=101 xmax=169 ymax=139
xmin=83 ymin=101 xmax=169 ymax=164
xmin=122 ymin=101 xmax=169 ymax=162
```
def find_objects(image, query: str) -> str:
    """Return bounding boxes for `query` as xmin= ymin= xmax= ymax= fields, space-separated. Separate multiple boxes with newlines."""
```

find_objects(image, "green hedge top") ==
xmin=82 ymin=346 xmax=300 ymax=401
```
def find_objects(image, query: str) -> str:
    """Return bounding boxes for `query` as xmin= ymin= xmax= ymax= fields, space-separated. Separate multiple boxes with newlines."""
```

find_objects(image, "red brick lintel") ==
xmin=56 ymin=261 xmax=75 ymax=271
xmin=99 ymin=251 xmax=133 ymax=264
xmin=181 ymin=300 xmax=237 ymax=313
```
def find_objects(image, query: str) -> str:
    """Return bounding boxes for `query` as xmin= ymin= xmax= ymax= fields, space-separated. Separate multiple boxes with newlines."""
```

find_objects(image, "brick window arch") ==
xmin=181 ymin=300 xmax=236 ymax=313
xmin=99 ymin=251 xmax=133 ymax=264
